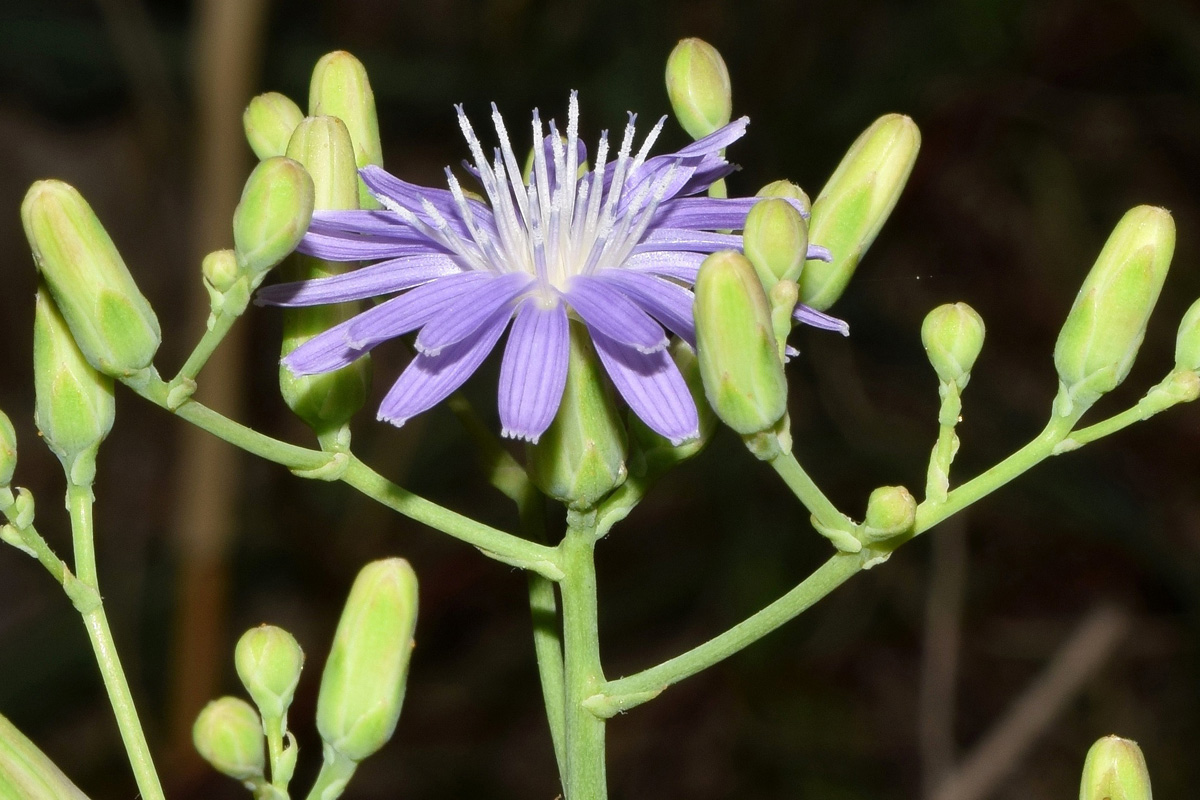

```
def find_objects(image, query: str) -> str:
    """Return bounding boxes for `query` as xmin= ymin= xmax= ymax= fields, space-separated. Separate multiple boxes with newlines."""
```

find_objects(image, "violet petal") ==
xmin=415 ymin=271 xmax=532 ymax=355
xmin=793 ymin=304 xmax=850 ymax=336
xmin=589 ymin=330 xmax=699 ymax=444
xmin=594 ymin=270 xmax=696 ymax=346
xmin=498 ymin=299 xmax=570 ymax=442
xmin=565 ymin=276 xmax=669 ymax=354
xmin=256 ymin=253 xmax=464 ymax=307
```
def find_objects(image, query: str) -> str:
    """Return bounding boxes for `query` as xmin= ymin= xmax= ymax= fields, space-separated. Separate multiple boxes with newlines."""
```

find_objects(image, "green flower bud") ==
xmin=21 ymin=180 xmax=161 ymax=377
xmin=235 ymin=625 xmax=305 ymax=724
xmin=1080 ymin=736 xmax=1152 ymax=800
xmin=232 ymin=157 xmax=315 ymax=282
xmin=202 ymin=249 xmax=239 ymax=295
xmin=757 ymin=179 xmax=811 ymax=215
xmin=1173 ymin=296 xmax=1200 ymax=372
xmin=244 ymin=92 xmax=305 ymax=160
xmin=629 ymin=340 xmax=716 ymax=470
xmin=309 ymin=51 xmax=383 ymax=208
xmin=1054 ymin=206 xmax=1175 ymax=410
xmin=862 ymin=485 xmax=917 ymax=544
xmin=33 ymin=288 xmax=114 ymax=486
xmin=801 ymin=114 xmax=920 ymax=311
xmin=744 ymin=198 xmax=809 ymax=289
xmin=695 ymin=251 xmax=788 ymax=435
xmin=279 ymin=116 xmax=371 ymax=436
xmin=317 ymin=558 xmax=418 ymax=762
xmin=0 ymin=410 xmax=15 ymax=489
xmin=529 ymin=322 xmax=628 ymax=509
xmin=922 ymin=303 xmax=986 ymax=390
xmin=665 ymin=38 xmax=732 ymax=140
xmin=193 ymin=697 xmax=266 ymax=782
xmin=0 ymin=712 xmax=91 ymax=800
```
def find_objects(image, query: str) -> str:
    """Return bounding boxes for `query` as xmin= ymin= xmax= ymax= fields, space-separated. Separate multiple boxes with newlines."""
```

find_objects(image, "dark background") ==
xmin=1 ymin=0 xmax=1199 ymax=798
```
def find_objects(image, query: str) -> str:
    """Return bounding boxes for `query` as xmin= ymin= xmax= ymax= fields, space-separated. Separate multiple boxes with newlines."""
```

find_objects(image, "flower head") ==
xmin=258 ymin=93 xmax=840 ymax=444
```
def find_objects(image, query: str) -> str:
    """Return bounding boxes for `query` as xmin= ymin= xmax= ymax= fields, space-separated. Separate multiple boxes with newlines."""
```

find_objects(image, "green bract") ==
xmin=244 ymin=91 xmax=305 ymax=161
xmin=861 ymin=485 xmax=917 ymax=544
xmin=232 ymin=157 xmax=315 ymax=281
xmin=309 ymin=51 xmax=383 ymax=208
xmin=235 ymin=625 xmax=305 ymax=725
xmin=279 ymin=117 xmax=371 ymax=437
xmin=33 ymin=287 xmax=115 ymax=486
xmin=1054 ymin=206 xmax=1174 ymax=411
xmin=529 ymin=322 xmax=628 ymax=509
xmin=1080 ymin=736 xmax=1152 ymax=800
xmin=694 ymin=251 xmax=788 ymax=436
xmin=317 ymin=558 xmax=419 ymax=763
xmin=801 ymin=114 xmax=920 ymax=311
xmin=921 ymin=302 xmax=985 ymax=390
xmin=0 ymin=409 xmax=15 ymax=488
xmin=744 ymin=198 xmax=809 ymax=289
xmin=21 ymin=180 xmax=161 ymax=377
xmin=192 ymin=697 xmax=266 ymax=782
xmin=0 ymin=713 xmax=91 ymax=800
xmin=665 ymin=38 xmax=732 ymax=141
xmin=1174 ymin=296 xmax=1200 ymax=372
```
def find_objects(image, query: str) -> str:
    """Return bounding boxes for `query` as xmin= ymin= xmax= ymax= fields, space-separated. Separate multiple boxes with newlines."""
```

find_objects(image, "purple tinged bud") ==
xmin=1080 ymin=736 xmax=1152 ymax=800
xmin=192 ymin=697 xmax=266 ymax=783
xmin=665 ymin=38 xmax=732 ymax=141
xmin=243 ymin=92 xmax=304 ymax=161
xmin=233 ymin=157 xmax=315 ymax=282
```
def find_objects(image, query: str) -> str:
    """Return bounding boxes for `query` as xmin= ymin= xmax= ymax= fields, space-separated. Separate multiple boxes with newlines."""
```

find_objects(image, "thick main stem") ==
xmin=68 ymin=483 xmax=166 ymax=800
xmin=558 ymin=521 xmax=607 ymax=800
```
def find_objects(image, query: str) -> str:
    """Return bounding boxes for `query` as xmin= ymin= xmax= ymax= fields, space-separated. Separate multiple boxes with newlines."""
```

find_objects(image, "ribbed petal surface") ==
xmin=415 ymin=271 xmax=532 ymax=355
xmin=624 ymin=251 xmax=707 ymax=282
xmin=565 ymin=276 xmax=668 ymax=354
xmin=594 ymin=269 xmax=696 ymax=345
xmin=589 ymin=330 xmax=698 ymax=444
xmin=498 ymin=299 xmax=570 ymax=442
xmin=793 ymin=303 xmax=850 ymax=336
xmin=258 ymin=253 xmax=463 ymax=307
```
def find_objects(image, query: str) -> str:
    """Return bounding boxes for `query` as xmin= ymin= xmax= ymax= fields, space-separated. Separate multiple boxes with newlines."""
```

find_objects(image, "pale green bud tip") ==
xmin=1173 ymin=296 xmax=1200 ymax=372
xmin=744 ymin=198 xmax=809 ymax=288
xmin=1080 ymin=736 xmax=1152 ymax=800
xmin=665 ymin=38 xmax=732 ymax=140
xmin=802 ymin=114 xmax=921 ymax=312
xmin=318 ymin=558 xmax=418 ymax=762
xmin=862 ymin=485 xmax=917 ymax=543
xmin=21 ymin=180 xmax=161 ymax=376
xmin=1054 ymin=206 xmax=1175 ymax=405
xmin=192 ymin=697 xmax=266 ymax=782
xmin=233 ymin=157 xmax=315 ymax=279
xmin=529 ymin=322 xmax=628 ymax=509
xmin=33 ymin=288 xmax=115 ymax=481
xmin=756 ymin=180 xmax=811 ymax=215
xmin=309 ymin=51 xmax=383 ymax=170
xmin=286 ymin=116 xmax=360 ymax=212
xmin=921 ymin=302 xmax=986 ymax=387
xmin=235 ymin=625 xmax=305 ymax=722
xmin=695 ymin=251 xmax=788 ymax=435
xmin=244 ymin=92 xmax=304 ymax=160
xmin=201 ymin=250 xmax=239 ymax=294
xmin=0 ymin=713 xmax=91 ymax=800
xmin=0 ymin=410 xmax=15 ymax=488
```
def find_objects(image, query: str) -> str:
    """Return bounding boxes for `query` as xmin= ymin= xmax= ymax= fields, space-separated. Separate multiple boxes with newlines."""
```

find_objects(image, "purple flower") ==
xmin=258 ymin=93 xmax=841 ymax=444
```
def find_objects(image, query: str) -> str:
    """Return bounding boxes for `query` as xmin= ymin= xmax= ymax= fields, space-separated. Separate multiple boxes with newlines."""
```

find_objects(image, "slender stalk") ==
xmin=593 ymin=552 xmax=861 ymax=716
xmin=925 ymin=422 xmax=959 ymax=505
xmin=174 ymin=303 xmax=242 ymax=385
xmin=558 ymin=519 xmax=607 ymax=800
xmin=304 ymin=745 xmax=357 ymax=800
xmin=768 ymin=450 xmax=854 ymax=533
xmin=67 ymin=482 xmax=166 ymax=800
xmin=530 ymin=572 xmax=567 ymax=779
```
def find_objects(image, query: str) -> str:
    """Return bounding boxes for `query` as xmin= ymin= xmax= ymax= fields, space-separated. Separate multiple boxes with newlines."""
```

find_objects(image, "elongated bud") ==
xmin=22 ymin=181 xmax=161 ymax=376
xmin=695 ymin=251 xmax=788 ymax=435
xmin=236 ymin=625 xmax=304 ymax=724
xmin=922 ymin=303 xmax=985 ymax=390
xmin=0 ymin=713 xmax=91 ymax=800
xmin=862 ymin=485 xmax=917 ymax=544
xmin=801 ymin=114 xmax=920 ymax=311
xmin=309 ymin=51 xmax=383 ymax=208
xmin=757 ymin=179 xmax=811 ymax=215
xmin=629 ymin=341 xmax=716 ymax=469
xmin=279 ymin=117 xmax=371 ymax=436
xmin=244 ymin=92 xmax=305 ymax=160
xmin=665 ymin=38 xmax=732 ymax=140
xmin=1080 ymin=736 xmax=1152 ymax=800
xmin=1173 ymin=296 xmax=1200 ymax=372
xmin=744 ymin=198 xmax=809 ymax=289
xmin=1054 ymin=206 xmax=1174 ymax=411
xmin=34 ymin=288 xmax=114 ymax=486
xmin=529 ymin=322 xmax=628 ymax=509
xmin=193 ymin=697 xmax=266 ymax=782
xmin=0 ymin=410 xmax=15 ymax=488
xmin=233 ymin=157 xmax=315 ymax=282
xmin=318 ymin=558 xmax=418 ymax=762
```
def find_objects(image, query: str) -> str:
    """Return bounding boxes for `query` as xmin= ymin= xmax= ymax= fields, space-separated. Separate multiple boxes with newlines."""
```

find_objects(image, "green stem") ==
xmin=558 ymin=518 xmax=607 ymax=800
xmin=529 ymin=571 xmax=567 ymax=780
xmin=174 ymin=283 xmax=250 ymax=385
xmin=768 ymin=450 xmax=855 ymax=533
xmin=67 ymin=482 xmax=165 ymax=800
xmin=304 ymin=745 xmax=357 ymax=800
xmin=594 ymin=553 xmax=862 ymax=716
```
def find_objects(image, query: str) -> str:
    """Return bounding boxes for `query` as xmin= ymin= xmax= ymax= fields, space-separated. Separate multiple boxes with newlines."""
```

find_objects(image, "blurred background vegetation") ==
xmin=1 ymin=0 xmax=1199 ymax=798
